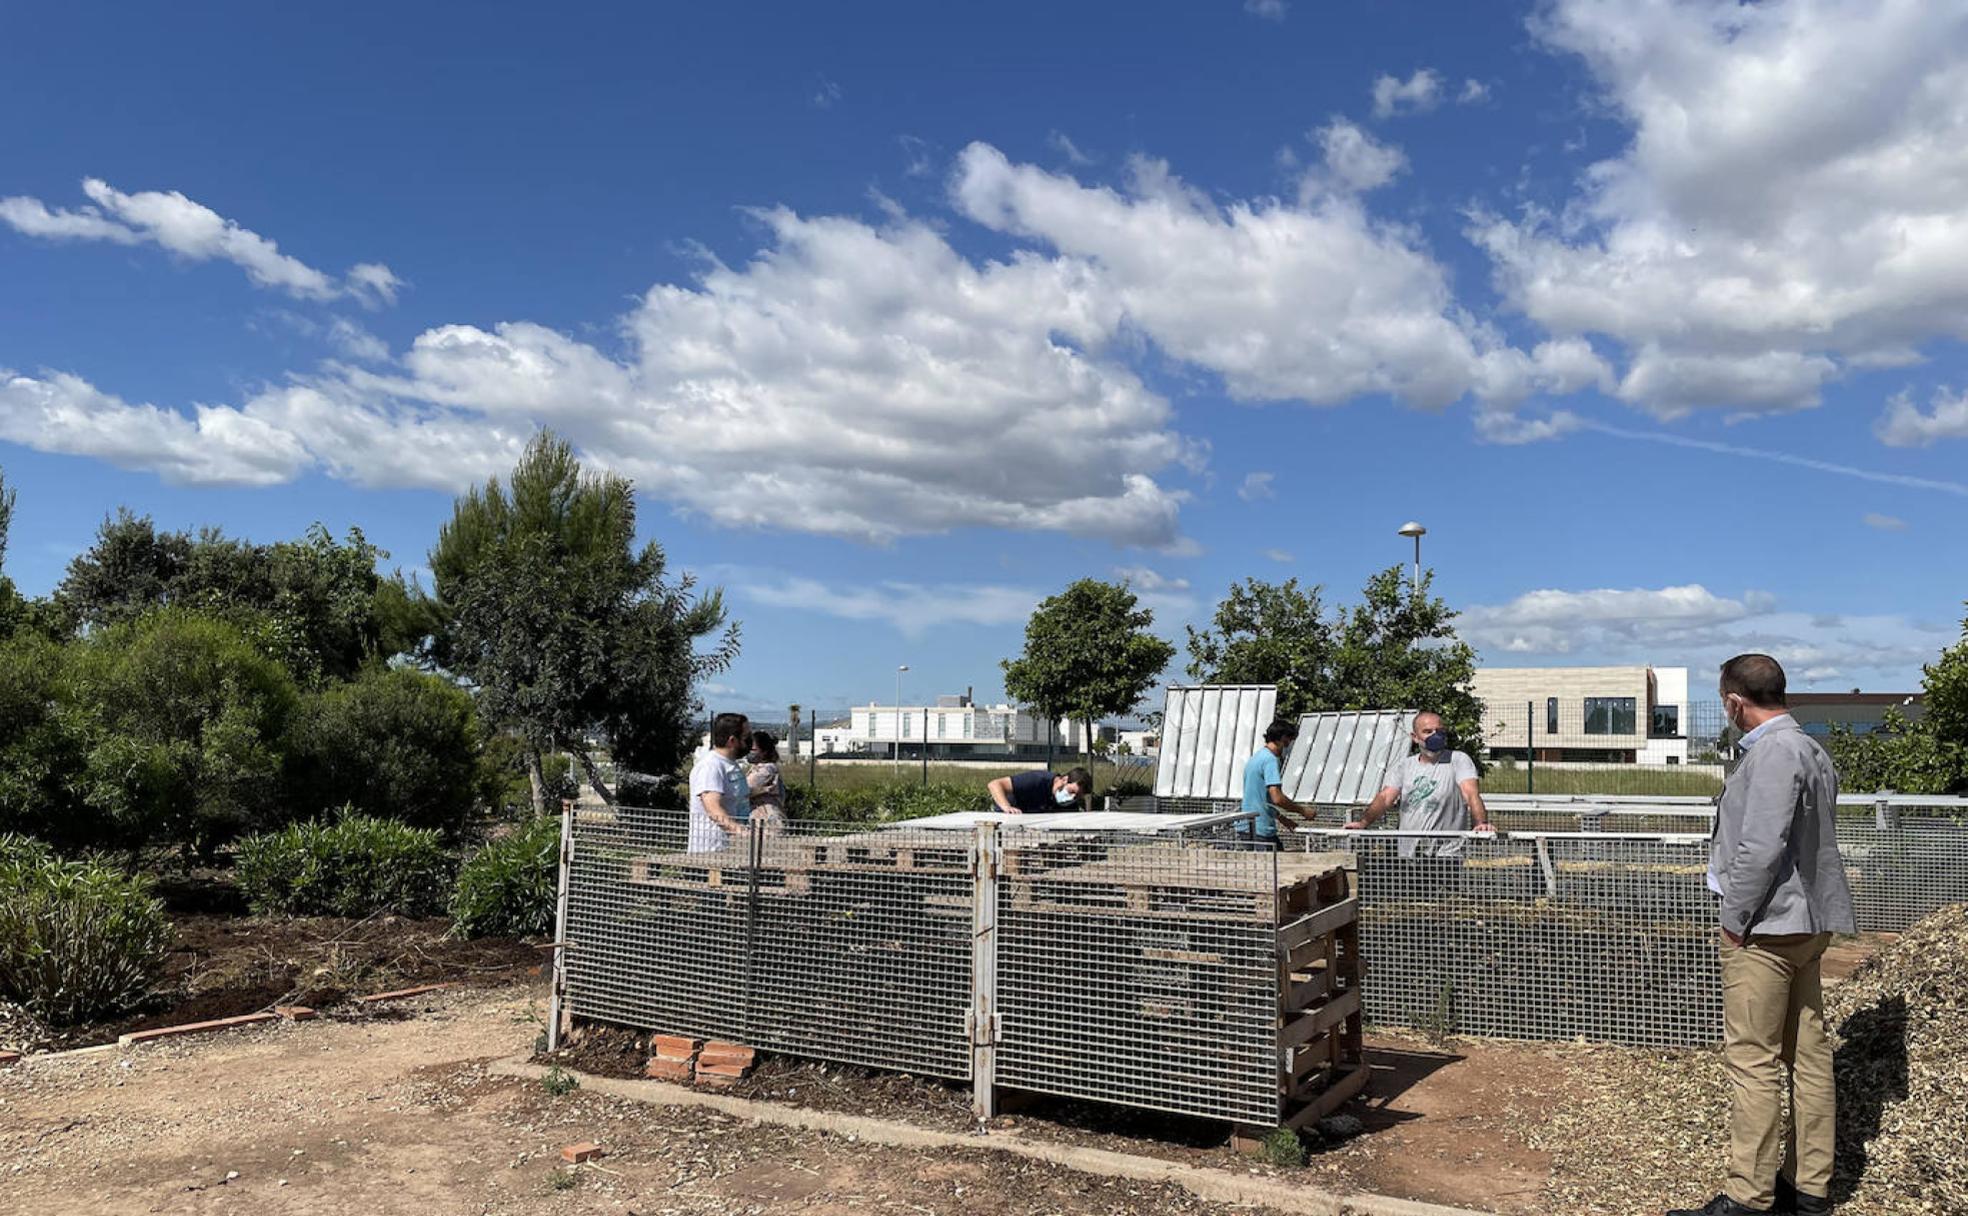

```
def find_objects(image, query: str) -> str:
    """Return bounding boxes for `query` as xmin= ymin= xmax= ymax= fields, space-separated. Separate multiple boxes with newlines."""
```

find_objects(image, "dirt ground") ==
xmin=0 ymin=934 xmax=1902 ymax=1216
xmin=13 ymin=910 xmax=540 ymax=1052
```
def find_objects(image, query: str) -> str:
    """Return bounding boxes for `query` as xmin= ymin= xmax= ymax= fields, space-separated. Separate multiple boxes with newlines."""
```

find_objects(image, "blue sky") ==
xmin=4 ymin=0 xmax=1966 ymax=720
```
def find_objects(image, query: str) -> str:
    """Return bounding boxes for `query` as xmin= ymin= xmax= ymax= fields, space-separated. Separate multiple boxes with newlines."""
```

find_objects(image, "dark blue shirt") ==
xmin=1007 ymin=769 xmax=1058 ymax=813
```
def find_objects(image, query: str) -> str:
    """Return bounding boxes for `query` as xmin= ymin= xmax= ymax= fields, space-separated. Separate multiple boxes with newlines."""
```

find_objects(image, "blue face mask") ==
xmin=1054 ymin=785 xmax=1078 ymax=805
xmin=1421 ymin=731 xmax=1449 ymax=754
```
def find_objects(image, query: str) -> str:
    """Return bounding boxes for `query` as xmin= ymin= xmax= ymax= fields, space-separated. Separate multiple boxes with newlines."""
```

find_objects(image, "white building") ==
xmin=829 ymin=695 xmax=1099 ymax=759
xmin=1471 ymin=664 xmax=1698 ymax=764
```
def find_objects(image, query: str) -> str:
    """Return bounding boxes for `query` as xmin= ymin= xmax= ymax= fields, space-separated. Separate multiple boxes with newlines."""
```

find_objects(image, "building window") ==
xmin=1546 ymin=697 xmax=1558 ymax=736
xmin=1583 ymin=697 xmax=1637 ymax=736
xmin=1650 ymin=704 xmax=1680 ymax=738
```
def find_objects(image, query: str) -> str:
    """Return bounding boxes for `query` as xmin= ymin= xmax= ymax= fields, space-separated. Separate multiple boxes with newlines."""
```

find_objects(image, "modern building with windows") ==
xmin=1472 ymin=665 xmax=1705 ymax=764
xmin=831 ymin=694 xmax=1102 ymax=759
xmin=1787 ymin=691 xmax=1925 ymax=739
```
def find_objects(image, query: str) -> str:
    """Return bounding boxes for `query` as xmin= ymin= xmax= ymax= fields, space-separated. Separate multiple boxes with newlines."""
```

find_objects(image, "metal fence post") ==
xmin=1525 ymin=701 xmax=1536 ymax=795
xmin=969 ymin=822 xmax=1000 ymax=1121
xmin=545 ymin=798 xmax=575 ymax=1052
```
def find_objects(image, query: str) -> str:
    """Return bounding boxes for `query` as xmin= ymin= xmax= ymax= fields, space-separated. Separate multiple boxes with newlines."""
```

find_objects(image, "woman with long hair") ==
xmin=745 ymin=730 xmax=786 ymax=833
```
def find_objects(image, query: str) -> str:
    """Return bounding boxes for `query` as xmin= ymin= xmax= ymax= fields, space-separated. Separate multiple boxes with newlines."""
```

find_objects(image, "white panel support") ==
xmin=545 ymin=798 xmax=575 ymax=1052
xmin=969 ymin=823 xmax=1001 ymax=1121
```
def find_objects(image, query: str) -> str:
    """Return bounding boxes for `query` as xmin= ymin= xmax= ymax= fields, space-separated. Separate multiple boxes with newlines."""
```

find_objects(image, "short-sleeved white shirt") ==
xmin=688 ymin=751 xmax=744 ymax=853
xmin=1379 ymin=750 xmax=1479 ymax=858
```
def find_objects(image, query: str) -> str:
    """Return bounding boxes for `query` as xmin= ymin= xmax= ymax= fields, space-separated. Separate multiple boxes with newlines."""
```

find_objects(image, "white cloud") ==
xmin=1314 ymin=119 xmax=1407 ymax=192
xmin=1047 ymin=131 xmax=1095 ymax=166
xmin=1472 ymin=407 xmax=1584 ymax=445
xmin=326 ymin=318 xmax=388 ymax=363
xmin=1112 ymin=564 xmax=1197 ymax=622
xmin=1582 ymin=421 xmax=1968 ymax=498
xmin=1876 ymin=385 xmax=1968 ymax=446
xmin=1863 ymin=512 xmax=1909 ymax=531
xmin=739 ymin=574 xmax=1038 ymax=637
xmin=1458 ymin=79 xmax=1491 ymax=104
xmin=951 ymin=141 xmax=1494 ymax=409
xmin=1371 ymin=69 xmax=1442 ymax=118
xmin=0 ymin=369 xmax=309 ymax=487
xmin=898 ymin=135 xmax=934 ymax=178
xmin=1244 ymin=0 xmax=1288 ymax=20
xmin=1463 ymin=582 xmax=1950 ymax=688
xmin=812 ymin=77 xmax=843 ymax=109
xmin=1 ymin=179 xmax=400 ymax=304
xmin=1263 ymin=548 xmax=1294 ymax=563
xmin=1474 ymin=0 xmax=1968 ymax=419
xmin=1238 ymin=471 xmax=1276 ymax=501
xmin=6 ymin=194 xmax=1198 ymax=548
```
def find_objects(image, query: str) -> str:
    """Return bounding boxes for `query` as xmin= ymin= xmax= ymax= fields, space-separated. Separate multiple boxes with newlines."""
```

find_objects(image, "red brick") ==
xmin=695 ymin=1060 xmax=751 ymax=1078
xmin=697 ymin=1042 xmax=755 ymax=1068
xmin=118 ymin=1013 xmax=279 ymax=1046
xmin=644 ymin=1057 xmax=694 ymax=1082
xmin=274 ymin=1006 xmax=317 ymax=1021
xmin=354 ymin=983 xmax=453 ymax=1004
xmin=0 ymin=1050 xmax=20 ymax=1067
xmin=651 ymin=1034 xmax=700 ymax=1059
xmin=560 ymin=1142 xmax=603 ymax=1164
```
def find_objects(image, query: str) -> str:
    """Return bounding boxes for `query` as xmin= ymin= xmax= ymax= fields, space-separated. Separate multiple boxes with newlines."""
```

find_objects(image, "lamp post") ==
xmin=894 ymin=664 xmax=909 ymax=773
xmin=1397 ymin=521 xmax=1426 ymax=598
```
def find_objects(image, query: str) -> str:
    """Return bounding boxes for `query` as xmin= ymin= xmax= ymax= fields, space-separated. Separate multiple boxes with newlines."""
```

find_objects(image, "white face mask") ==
xmin=1054 ymin=785 xmax=1078 ymax=805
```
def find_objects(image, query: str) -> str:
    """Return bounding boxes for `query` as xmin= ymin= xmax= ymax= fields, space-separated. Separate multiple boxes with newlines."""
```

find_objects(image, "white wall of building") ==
xmin=1640 ymin=666 xmax=1691 ymax=765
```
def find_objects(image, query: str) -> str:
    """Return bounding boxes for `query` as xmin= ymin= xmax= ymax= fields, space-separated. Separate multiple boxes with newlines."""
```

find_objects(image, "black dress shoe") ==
xmin=1666 ymin=1195 xmax=1769 ymax=1216
xmin=1774 ymin=1174 xmax=1833 ymax=1215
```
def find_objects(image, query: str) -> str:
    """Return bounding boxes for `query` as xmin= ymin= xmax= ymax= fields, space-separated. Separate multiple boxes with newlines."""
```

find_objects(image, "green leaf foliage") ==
xmin=236 ymin=815 xmax=455 ymax=918
xmin=0 ymin=854 xmax=172 ymax=1024
xmin=1187 ymin=566 xmax=1485 ymax=758
xmin=429 ymin=433 xmax=738 ymax=809
xmin=1823 ymin=606 xmax=1968 ymax=795
xmin=284 ymin=667 xmax=482 ymax=834
xmin=1002 ymin=579 xmax=1175 ymax=744
xmin=449 ymin=815 xmax=562 ymax=938
xmin=65 ymin=610 xmax=300 ymax=854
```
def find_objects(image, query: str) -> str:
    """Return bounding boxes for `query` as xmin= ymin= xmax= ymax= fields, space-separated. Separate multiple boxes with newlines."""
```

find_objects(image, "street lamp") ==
xmin=894 ymin=664 xmax=910 ymax=773
xmin=1397 ymin=521 xmax=1426 ymax=598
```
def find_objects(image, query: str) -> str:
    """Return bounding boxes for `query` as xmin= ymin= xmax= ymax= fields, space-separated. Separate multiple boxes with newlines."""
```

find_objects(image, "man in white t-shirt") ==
xmin=688 ymin=712 xmax=751 ymax=853
xmin=1346 ymin=711 xmax=1493 ymax=859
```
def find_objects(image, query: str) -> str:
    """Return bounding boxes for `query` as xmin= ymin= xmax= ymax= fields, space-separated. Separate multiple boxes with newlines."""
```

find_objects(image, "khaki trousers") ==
xmin=1721 ymin=931 xmax=1835 ymax=1209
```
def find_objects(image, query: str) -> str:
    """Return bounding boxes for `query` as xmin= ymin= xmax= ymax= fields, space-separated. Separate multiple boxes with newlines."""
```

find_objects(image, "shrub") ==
xmin=1105 ymin=776 xmax=1153 ymax=800
xmin=236 ymin=815 xmax=454 ymax=917
xmin=64 ymin=609 xmax=300 ymax=855
xmin=0 ymin=855 xmax=172 ymax=1024
xmin=0 ymin=832 xmax=53 ymax=867
xmin=451 ymin=815 xmax=561 ymax=938
xmin=1259 ymin=1126 xmax=1307 ymax=1168
xmin=781 ymin=781 xmax=982 ymax=824
xmin=283 ymin=667 xmax=483 ymax=833
xmin=0 ymin=632 xmax=89 ymax=847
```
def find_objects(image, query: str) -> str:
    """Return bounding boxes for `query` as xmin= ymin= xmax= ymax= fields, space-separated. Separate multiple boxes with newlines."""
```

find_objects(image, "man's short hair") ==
xmin=710 ymin=712 xmax=750 ymax=749
xmin=1263 ymin=719 xmax=1299 ymax=745
xmin=1063 ymin=767 xmax=1094 ymax=797
xmin=1720 ymin=654 xmax=1788 ymax=708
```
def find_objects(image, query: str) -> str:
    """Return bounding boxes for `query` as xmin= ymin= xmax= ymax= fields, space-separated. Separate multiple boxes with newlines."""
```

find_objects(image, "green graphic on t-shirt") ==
xmin=1404 ymin=774 xmax=1438 ymax=811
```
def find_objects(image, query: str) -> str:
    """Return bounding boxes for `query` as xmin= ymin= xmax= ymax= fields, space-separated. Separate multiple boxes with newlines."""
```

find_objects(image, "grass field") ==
xmin=794 ymin=758 xmax=1152 ymax=794
xmin=1478 ymin=763 xmax=1723 ymax=797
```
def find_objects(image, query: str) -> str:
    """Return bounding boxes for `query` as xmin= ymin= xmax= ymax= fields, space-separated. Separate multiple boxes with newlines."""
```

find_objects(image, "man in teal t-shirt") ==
xmin=1240 ymin=719 xmax=1313 ymax=849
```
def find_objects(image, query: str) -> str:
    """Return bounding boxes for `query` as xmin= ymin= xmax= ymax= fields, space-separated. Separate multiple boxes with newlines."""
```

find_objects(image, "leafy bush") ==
xmin=284 ymin=667 xmax=483 ymax=833
xmin=782 ymin=781 xmax=982 ymax=823
xmin=0 ymin=632 xmax=88 ymax=847
xmin=451 ymin=815 xmax=561 ymax=938
xmin=0 ymin=832 xmax=53 ymax=867
xmin=1105 ymin=777 xmax=1153 ymax=800
xmin=236 ymin=815 xmax=454 ymax=917
xmin=64 ymin=609 xmax=300 ymax=855
xmin=0 ymin=855 xmax=172 ymax=1024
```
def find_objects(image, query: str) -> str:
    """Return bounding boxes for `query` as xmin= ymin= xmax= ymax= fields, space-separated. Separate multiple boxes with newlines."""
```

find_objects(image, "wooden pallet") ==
xmin=1234 ymin=862 xmax=1369 ymax=1147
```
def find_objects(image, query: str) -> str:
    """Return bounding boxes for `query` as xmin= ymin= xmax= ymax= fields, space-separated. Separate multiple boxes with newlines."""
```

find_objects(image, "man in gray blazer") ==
xmin=1670 ymin=654 xmax=1855 ymax=1216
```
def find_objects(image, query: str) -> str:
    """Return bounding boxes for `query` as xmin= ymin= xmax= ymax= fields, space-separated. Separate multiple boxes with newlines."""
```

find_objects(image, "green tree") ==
xmin=0 ymin=631 xmax=87 ymax=846
xmin=429 ymin=433 xmax=738 ymax=813
xmin=65 ymin=610 xmax=301 ymax=854
xmin=1002 ymin=579 xmax=1175 ymax=768
xmin=283 ymin=667 xmax=483 ymax=833
xmin=56 ymin=513 xmax=397 ymax=683
xmin=1826 ymin=605 xmax=1968 ymax=795
xmin=1184 ymin=578 xmax=1334 ymax=721
xmin=1186 ymin=566 xmax=1484 ymax=757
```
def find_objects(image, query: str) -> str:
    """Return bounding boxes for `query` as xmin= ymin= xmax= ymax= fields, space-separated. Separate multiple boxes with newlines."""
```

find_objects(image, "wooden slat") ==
xmin=1286 ymin=968 xmax=1331 ymax=1011
xmin=1283 ymin=1064 xmax=1369 ymax=1131
xmin=1277 ymin=897 xmax=1358 ymax=952
xmin=1277 ymin=988 xmax=1361 ymax=1049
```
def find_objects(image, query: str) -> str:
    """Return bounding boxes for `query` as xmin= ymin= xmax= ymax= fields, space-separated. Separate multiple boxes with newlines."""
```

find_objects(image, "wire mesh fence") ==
xmin=993 ymin=830 xmax=1282 ymax=1126
xmin=561 ymin=809 xmax=1305 ymax=1125
xmin=1306 ymin=828 xmax=1723 ymax=1048
xmin=563 ymin=806 xmax=975 ymax=1080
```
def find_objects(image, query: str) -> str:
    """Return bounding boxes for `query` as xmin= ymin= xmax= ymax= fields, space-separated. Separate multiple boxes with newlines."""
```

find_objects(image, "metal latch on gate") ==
xmin=964 ymin=1002 xmax=1001 ymax=1045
